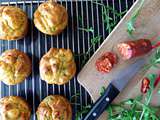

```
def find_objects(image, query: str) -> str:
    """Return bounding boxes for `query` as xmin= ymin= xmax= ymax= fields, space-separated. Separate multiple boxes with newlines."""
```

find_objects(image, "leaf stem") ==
xmin=139 ymin=91 xmax=153 ymax=120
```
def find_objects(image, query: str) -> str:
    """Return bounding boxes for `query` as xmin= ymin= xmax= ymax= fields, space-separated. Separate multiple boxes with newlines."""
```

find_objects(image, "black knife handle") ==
xmin=83 ymin=83 xmax=120 ymax=120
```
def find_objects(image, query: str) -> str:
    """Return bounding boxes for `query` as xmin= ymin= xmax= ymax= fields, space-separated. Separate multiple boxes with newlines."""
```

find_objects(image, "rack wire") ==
xmin=0 ymin=0 xmax=135 ymax=119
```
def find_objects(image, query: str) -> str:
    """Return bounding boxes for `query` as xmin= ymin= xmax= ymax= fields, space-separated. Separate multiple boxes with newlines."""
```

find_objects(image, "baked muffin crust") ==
xmin=34 ymin=1 xmax=68 ymax=35
xmin=0 ymin=96 xmax=31 ymax=120
xmin=0 ymin=49 xmax=31 ymax=85
xmin=0 ymin=6 xmax=28 ymax=40
xmin=40 ymin=48 xmax=76 ymax=85
xmin=36 ymin=95 xmax=72 ymax=120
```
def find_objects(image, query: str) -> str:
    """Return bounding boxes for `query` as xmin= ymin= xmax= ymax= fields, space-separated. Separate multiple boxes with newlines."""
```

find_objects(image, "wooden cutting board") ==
xmin=77 ymin=0 xmax=160 ymax=119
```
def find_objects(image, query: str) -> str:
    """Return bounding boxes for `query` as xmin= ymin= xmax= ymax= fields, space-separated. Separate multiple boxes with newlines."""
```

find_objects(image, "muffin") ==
xmin=0 ymin=96 xmax=31 ymax=120
xmin=0 ymin=6 xmax=28 ymax=40
xmin=34 ymin=1 xmax=68 ymax=35
xmin=0 ymin=49 xmax=31 ymax=85
xmin=36 ymin=95 xmax=72 ymax=120
xmin=40 ymin=48 xmax=76 ymax=85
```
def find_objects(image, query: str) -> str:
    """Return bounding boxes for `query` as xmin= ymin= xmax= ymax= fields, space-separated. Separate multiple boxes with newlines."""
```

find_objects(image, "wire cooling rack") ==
xmin=0 ymin=0 xmax=135 ymax=119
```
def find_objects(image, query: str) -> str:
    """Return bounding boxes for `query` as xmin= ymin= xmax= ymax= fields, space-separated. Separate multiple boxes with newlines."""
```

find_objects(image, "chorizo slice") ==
xmin=95 ymin=52 xmax=117 ymax=73
xmin=117 ymin=39 xmax=152 ymax=60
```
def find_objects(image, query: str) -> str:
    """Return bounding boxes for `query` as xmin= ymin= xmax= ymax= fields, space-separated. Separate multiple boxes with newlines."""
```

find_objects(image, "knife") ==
xmin=83 ymin=59 xmax=145 ymax=120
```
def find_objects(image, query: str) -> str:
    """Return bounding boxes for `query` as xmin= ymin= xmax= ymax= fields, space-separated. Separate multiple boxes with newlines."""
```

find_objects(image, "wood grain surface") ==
xmin=77 ymin=0 xmax=160 ymax=119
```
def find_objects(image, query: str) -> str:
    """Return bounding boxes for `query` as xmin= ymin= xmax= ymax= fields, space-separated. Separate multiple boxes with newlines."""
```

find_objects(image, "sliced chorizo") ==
xmin=117 ymin=39 xmax=152 ymax=60
xmin=95 ymin=52 xmax=117 ymax=73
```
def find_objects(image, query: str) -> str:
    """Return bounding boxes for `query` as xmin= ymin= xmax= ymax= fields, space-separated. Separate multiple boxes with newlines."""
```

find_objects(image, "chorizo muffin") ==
xmin=34 ymin=1 xmax=68 ymax=35
xmin=0 ymin=96 xmax=31 ymax=120
xmin=0 ymin=6 xmax=28 ymax=40
xmin=0 ymin=49 xmax=31 ymax=85
xmin=36 ymin=95 xmax=72 ymax=120
xmin=40 ymin=48 xmax=76 ymax=85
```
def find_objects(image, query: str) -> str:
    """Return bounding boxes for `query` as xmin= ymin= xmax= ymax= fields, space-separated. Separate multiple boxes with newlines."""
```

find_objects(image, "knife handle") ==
xmin=83 ymin=84 xmax=120 ymax=120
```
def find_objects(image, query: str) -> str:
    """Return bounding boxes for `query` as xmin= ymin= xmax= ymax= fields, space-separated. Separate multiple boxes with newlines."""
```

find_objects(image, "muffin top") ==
xmin=0 ymin=96 xmax=31 ymax=120
xmin=0 ymin=49 xmax=31 ymax=85
xmin=34 ymin=1 xmax=68 ymax=35
xmin=0 ymin=6 xmax=28 ymax=40
xmin=36 ymin=95 xmax=72 ymax=120
xmin=40 ymin=48 xmax=76 ymax=85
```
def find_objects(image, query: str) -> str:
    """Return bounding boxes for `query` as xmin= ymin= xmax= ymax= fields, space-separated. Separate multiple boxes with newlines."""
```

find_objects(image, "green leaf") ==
xmin=126 ymin=0 xmax=145 ymax=36
xmin=93 ymin=1 xmax=127 ymax=32
xmin=145 ymin=48 xmax=160 ymax=70
xmin=147 ymin=73 xmax=157 ymax=89
xmin=78 ymin=27 xmax=94 ymax=33
xmin=127 ymin=21 xmax=135 ymax=35
xmin=155 ymin=58 xmax=160 ymax=63
xmin=107 ymin=84 xmax=160 ymax=120
xmin=91 ymin=35 xmax=102 ymax=45
xmin=144 ymin=111 xmax=149 ymax=118
xmin=100 ymin=86 xmax=106 ymax=96
xmin=124 ymin=99 xmax=134 ymax=105
xmin=107 ymin=106 xmax=113 ymax=119
xmin=75 ymin=105 xmax=91 ymax=120
xmin=76 ymin=35 xmax=101 ymax=67
xmin=135 ymin=95 xmax=143 ymax=101
xmin=133 ymin=116 xmax=137 ymax=120
xmin=70 ymin=93 xmax=80 ymax=102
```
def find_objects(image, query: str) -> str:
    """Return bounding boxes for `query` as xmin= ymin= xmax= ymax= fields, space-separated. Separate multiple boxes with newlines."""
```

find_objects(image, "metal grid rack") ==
xmin=0 ymin=0 xmax=135 ymax=119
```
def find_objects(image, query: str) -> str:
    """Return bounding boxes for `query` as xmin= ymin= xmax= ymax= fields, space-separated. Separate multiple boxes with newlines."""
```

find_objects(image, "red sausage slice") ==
xmin=95 ymin=52 xmax=117 ymax=73
xmin=117 ymin=39 xmax=152 ymax=60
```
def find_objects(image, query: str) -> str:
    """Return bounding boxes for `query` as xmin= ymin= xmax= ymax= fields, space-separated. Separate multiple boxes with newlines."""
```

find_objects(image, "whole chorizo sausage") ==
xmin=117 ymin=39 xmax=152 ymax=60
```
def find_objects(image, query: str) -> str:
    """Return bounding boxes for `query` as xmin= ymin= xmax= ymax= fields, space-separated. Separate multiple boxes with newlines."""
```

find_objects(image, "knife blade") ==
xmin=83 ymin=59 xmax=145 ymax=120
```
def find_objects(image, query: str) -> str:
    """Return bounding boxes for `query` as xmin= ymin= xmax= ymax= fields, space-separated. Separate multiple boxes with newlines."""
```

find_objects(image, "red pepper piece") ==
xmin=154 ymin=75 xmax=160 ymax=87
xmin=141 ymin=77 xmax=150 ymax=94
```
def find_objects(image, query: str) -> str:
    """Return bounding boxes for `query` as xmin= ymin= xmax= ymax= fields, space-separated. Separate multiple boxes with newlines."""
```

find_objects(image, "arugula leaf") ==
xmin=78 ymin=2 xmax=127 ymax=67
xmin=94 ymin=2 xmax=127 ymax=32
xmin=70 ymin=93 xmax=80 ymax=102
xmin=78 ymin=27 xmax=94 ymax=33
xmin=127 ymin=21 xmax=136 ymax=35
xmin=107 ymin=106 xmax=113 ymax=119
xmin=127 ymin=0 xmax=145 ymax=36
xmin=100 ymin=86 xmax=106 ymax=96
xmin=143 ymin=48 xmax=160 ymax=70
xmin=94 ymin=2 xmax=127 ymax=17
xmin=91 ymin=35 xmax=102 ymax=45
xmin=106 ymin=73 xmax=160 ymax=120
xmin=75 ymin=105 xmax=91 ymax=120
xmin=78 ymin=35 xmax=102 ymax=67
xmin=147 ymin=74 xmax=157 ymax=90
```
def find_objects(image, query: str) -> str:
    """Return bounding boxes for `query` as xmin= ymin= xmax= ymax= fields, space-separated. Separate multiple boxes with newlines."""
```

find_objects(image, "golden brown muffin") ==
xmin=34 ymin=1 xmax=68 ymax=35
xmin=0 ymin=6 xmax=28 ymax=40
xmin=0 ymin=49 xmax=31 ymax=85
xmin=40 ymin=48 xmax=76 ymax=85
xmin=36 ymin=95 xmax=72 ymax=120
xmin=0 ymin=96 xmax=31 ymax=120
